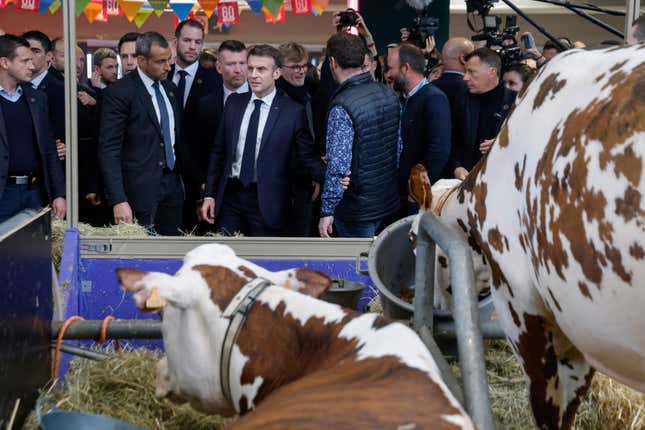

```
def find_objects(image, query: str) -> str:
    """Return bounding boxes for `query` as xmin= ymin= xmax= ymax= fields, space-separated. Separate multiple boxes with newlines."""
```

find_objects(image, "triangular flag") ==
xmin=49 ymin=0 xmax=61 ymax=13
xmin=245 ymin=0 xmax=262 ymax=15
xmin=261 ymin=0 xmax=281 ymax=16
xmin=133 ymin=4 xmax=154 ymax=27
xmin=75 ymin=0 xmax=90 ymax=16
xmin=312 ymin=0 xmax=327 ymax=14
xmin=168 ymin=0 xmax=193 ymax=21
xmin=148 ymin=0 xmax=166 ymax=16
xmin=118 ymin=0 xmax=144 ymax=21
xmin=198 ymin=0 xmax=218 ymax=18
xmin=0 ymin=0 xmax=6 ymax=8
xmin=83 ymin=0 xmax=103 ymax=21
xmin=263 ymin=3 xmax=284 ymax=22
xmin=38 ymin=0 xmax=54 ymax=13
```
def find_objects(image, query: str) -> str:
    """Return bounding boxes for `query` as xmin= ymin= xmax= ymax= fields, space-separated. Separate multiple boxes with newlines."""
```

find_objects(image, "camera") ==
xmin=465 ymin=0 xmax=498 ymax=16
xmin=471 ymin=14 xmax=524 ymax=70
xmin=337 ymin=8 xmax=359 ymax=29
xmin=407 ymin=10 xmax=440 ymax=49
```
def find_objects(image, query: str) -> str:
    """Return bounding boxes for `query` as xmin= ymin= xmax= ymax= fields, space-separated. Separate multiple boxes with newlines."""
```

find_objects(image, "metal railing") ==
xmin=414 ymin=211 xmax=494 ymax=430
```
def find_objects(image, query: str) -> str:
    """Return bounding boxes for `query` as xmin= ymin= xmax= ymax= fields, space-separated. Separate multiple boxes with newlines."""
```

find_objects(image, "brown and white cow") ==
xmin=410 ymin=45 xmax=645 ymax=429
xmin=118 ymin=243 xmax=474 ymax=429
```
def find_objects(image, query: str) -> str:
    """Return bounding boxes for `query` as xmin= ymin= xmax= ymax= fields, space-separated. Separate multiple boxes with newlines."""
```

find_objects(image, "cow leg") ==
xmin=498 ymin=300 xmax=594 ymax=430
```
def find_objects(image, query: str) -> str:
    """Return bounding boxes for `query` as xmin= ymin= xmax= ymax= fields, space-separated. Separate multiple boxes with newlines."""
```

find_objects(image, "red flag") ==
xmin=0 ymin=0 xmax=7 ymax=8
xmin=290 ymin=0 xmax=311 ymax=15
xmin=17 ymin=0 xmax=40 ymax=12
xmin=105 ymin=0 xmax=122 ymax=16
xmin=217 ymin=1 xmax=239 ymax=24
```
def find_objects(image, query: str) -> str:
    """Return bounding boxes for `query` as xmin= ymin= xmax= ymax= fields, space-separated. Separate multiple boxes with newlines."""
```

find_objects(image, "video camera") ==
xmin=471 ymin=15 xmax=524 ymax=70
xmin=407 ymin=8 xmax=440 ymax=49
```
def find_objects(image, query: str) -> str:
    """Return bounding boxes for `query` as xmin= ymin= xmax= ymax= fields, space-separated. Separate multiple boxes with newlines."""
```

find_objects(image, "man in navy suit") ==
xmin=200 ymin=45 xmax=321 ymax=236
xmin=0 ymin=35 xmax=66 ymax=222
xmin=99 ymin=32 xmax=188 ymax=235
xmin=22 ymin=31 xmax=66 ymax=155
xmin=168 ymin=19 xmax=220 ymax=230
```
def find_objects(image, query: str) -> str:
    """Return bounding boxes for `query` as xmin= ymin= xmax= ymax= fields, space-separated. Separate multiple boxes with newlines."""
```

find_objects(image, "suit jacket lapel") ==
xmin=23 ymin=86 xmax=44 ymax=149
xmin=133 ymin=72 xmax=162 ymax=135
xmin=229 ymin=92 xmax=251 ymax=156
xmin=162 ymin=80 xmax=180 ymax=132
xmin=258 ymin=91 xmax=281 ymax=155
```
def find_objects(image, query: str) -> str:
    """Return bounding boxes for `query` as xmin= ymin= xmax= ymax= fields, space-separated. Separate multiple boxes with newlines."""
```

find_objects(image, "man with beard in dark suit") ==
xmin=99 ymin=32 xmax=188 ymax=235
xmin=167 ymin=19 xmax=220 ymax=231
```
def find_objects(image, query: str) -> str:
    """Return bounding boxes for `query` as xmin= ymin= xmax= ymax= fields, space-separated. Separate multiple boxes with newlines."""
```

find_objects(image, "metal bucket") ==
xmin=321 ymin=279 xmax=365 ymax=311
xmin=368 ymin=216 xmax=494 ymax=321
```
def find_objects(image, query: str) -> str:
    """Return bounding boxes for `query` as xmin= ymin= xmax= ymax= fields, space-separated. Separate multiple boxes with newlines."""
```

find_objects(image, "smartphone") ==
xmin=521 ymin=32 xmax=534 ymax=49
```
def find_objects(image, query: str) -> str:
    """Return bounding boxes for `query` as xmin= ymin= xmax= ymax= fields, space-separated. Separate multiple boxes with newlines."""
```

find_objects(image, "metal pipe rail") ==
xmin=51 ymin=320 xmax=162 ymax=340
xmin=414 ymin=211 xmax=494 ymax=430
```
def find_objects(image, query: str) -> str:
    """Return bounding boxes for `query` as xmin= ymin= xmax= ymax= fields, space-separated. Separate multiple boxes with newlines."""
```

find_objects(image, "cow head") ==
xmin=117 ymin=243 xmax=332 ymax=416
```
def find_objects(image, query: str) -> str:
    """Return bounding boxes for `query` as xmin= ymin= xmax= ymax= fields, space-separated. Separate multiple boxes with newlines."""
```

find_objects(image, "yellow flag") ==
xmin=118 ymin=0 xmax=145 ymax=22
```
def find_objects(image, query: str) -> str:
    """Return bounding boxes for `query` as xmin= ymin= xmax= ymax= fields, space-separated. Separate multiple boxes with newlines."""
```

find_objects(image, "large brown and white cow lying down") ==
xmin=410 ymin=44 xmax=645 ymax=429
xmin=117 ymin=243 xmax=474 ymax=429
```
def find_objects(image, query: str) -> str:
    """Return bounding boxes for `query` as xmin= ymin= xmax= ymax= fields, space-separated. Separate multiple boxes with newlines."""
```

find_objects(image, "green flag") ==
xmin=75 ymin=0 xmax=91 ymax=16
xmin=261 ymin=0 xmax=282 ymax=16
xmin=148 ymin=0 xmax=167 ymax=17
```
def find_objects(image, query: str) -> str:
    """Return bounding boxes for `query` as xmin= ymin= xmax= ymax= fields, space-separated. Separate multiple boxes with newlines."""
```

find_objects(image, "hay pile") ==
xmin=51 ymin=220 xmax=149 ymax=270
xmin=23 ymin=346 xmax=231 ymax=430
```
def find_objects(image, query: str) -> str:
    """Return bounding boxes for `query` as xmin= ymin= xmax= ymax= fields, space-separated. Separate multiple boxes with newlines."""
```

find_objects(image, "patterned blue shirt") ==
xmin=321 ymin=105 xmax=354 ymax=217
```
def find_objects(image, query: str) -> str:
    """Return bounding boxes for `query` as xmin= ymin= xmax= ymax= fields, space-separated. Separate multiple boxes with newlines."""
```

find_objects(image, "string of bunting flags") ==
xmin=0 ymin=0 xmax=332 ymax=26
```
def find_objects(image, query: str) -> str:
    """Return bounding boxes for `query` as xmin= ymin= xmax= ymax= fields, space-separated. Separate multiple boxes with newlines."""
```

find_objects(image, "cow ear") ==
xmin=408 ymin=164 xmax=432 ymax=211
xmin=294 ymin=269 xmax=332 ymax=298
xmin=117 ymin=268 xmax=147 ymax=292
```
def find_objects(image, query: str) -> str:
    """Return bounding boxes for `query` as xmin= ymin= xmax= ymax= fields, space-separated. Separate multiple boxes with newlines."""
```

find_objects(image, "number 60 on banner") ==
xmin=218 ymin=1 xmax=240 ymax=24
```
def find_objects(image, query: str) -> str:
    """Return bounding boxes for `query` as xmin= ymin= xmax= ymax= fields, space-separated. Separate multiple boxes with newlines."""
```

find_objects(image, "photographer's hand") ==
xmin=423 ymin=34 xmax=436 ymax=56
xmin=356 ymin=13 xmax=377 ymax=56
xmin=479 ymin=139 xmax=494 ymax=154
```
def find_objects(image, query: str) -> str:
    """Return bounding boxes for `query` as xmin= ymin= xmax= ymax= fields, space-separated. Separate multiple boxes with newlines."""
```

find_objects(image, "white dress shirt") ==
xmin=223 ymin=81 xmax=249 ymax=105
xmin=171 ymin=60 xmax=199 ymax=107
xmin=230 ymin=88 xmax=276 ymax=179
xmin=137 ymin=67 xmax=176 ymax=149
xmin=30 ymin=69 xmax=48 ymax=89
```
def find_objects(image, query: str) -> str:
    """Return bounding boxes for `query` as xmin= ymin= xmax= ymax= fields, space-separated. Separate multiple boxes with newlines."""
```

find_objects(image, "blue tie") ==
xmin=239 ymin=99 xmax=263 ymax=186
xmin=152 ymin=81 xmax=175 ymax=170
xmin=176 ymin=70 xmax=188 ymax=109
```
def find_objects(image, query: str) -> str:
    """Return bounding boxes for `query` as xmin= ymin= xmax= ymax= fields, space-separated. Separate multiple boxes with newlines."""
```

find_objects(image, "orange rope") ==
xmin=98 ymin=316 xmax=122 ymax=351
xmin=52 ymin=316 xmax=84 ymax=379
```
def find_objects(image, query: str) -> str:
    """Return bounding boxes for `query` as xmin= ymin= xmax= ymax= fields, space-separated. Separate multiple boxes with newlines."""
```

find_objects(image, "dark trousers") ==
xmin=0 ymin=184 xmax=44 ymax=223
xmin=218 ymin=178 xmax=281 ymax=237
xmin=284 ymin=183 xmax=314 ymax=237
xmin=181 ymin=180 xmax=201 ymax=233
xmin=134 ymin=171 xmax=184 ymax=236
xmin=334 ymin=217 xmax=384 ymax=238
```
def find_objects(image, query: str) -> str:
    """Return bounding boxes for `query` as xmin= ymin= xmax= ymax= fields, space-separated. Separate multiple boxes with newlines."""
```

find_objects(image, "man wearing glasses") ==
xmin=277 ymin=42 xmax=325 ymax=237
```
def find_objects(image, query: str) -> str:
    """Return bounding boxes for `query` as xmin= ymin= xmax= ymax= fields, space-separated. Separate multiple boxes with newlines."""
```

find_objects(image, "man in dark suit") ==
xmin=168 ymin=19 xmax=220 ymax=230
xmin=386 ymin=43 xmax=451 ymax=216
xmin=0 ymin=35 xmax=66 ymax=222
xmin=49 ymin=37 xmax=65 ymax=81
xmin=200 ymin=45 xmax=317 ymax=236
xmin=193 ymin=40 xmax=248 ymax=198
xmin=22 ymin=31 xmax=66 ymax=150
xmin=451 ymin=48 xmax=517 ymax=180
xmin=99 ymin=32 xmax=187 ymax=235
xmin=432 ymin=38 xmax=473 ymax=178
